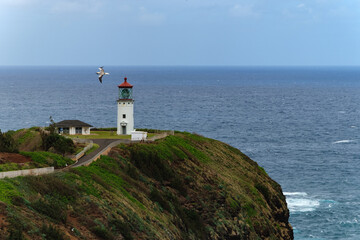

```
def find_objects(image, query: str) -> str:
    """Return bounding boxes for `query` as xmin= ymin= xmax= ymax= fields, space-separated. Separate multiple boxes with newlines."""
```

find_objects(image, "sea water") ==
xmin=1 ymin=66 xmax=360 ymax=239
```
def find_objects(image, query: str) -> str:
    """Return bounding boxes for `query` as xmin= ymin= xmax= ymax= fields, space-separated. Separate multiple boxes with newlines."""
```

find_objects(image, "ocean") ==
xmin=1 ymin=66 xmax=360 ymax=239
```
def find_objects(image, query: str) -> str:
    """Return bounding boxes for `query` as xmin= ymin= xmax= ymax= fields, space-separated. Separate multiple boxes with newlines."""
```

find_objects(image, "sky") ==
xmin=0 ymin=0 xmax=359 ymax=66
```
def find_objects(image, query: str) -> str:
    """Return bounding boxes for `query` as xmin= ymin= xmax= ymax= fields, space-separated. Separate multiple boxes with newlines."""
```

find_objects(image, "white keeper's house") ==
xmin=56 ymin=120 xmax=93 ymax=135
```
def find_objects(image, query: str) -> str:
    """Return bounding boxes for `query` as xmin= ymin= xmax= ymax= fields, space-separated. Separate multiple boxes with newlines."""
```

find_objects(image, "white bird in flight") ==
xmin=96 ymin=66 xmax=109 ymax=83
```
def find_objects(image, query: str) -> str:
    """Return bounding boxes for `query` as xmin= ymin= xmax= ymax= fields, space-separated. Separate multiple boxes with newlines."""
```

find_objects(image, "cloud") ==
xmin=297 ymin=3 xmax=305 ymax=9
xmin=297 ymin=3 xmax=313 ymax=14
xmin=229 ymin=4 xmax=259 ymax=18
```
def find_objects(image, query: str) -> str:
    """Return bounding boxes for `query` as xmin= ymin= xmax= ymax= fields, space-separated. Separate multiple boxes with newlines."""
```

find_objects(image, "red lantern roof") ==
xmin=118 ymin=77 xmax=133 ymax=88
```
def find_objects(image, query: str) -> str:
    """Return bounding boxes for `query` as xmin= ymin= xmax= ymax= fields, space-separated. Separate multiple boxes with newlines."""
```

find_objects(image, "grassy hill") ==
xmin=12 ymin=127 xmax=43 ymax=152
xmin=0 ymin=132 xmax=293 ymax=240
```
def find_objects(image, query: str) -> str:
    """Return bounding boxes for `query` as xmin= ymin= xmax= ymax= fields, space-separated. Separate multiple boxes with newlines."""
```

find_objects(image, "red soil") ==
xmin=0 ymin=153 xmax=31 ymax=164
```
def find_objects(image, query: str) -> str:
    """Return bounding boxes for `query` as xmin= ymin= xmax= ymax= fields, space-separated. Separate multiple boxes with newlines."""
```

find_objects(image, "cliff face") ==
xmin=0 ymin=132 xmax=293 ymax=240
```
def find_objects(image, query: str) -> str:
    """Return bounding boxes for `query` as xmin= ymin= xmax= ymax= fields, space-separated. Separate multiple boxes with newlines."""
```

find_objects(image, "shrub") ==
xmin=0 ymin=129 xmax=19 ymax=153
xmin=41 ymin=118 xmax=75 ymax=155
xmin=7 ymin=228 xmax=24 ymax=240
xmin=11 ymin=195 xmax=25 ymax=206
xmin=31 ymin=198 xmax=67 ymax=223
xmin=24 ymin=174 xmax=78 ymax=201
xmin=129 ymin=147 xmax=173 ymax=182
xmin=42 ymin=133 xmax=75 ymax=155
xmin=109 ymin=218 xmax=133 ymax=240
xmin=170 ymin=176 xmax=187 ymax=196
xmin=149 ymin=188 xmax=171 ymax=212
xmin=126 ymin=164 xmax=140 ymax=180
xmin=6 ymin=209 xmax=27 ymax=240
xmin=92 ymin=225 xmax=114 ymax=240
xmin=255 ymin=183 xmax=271 ymax=203
xmin=40 ymin=224 xmax=67 ymax=240
xmin=244 ymin=202 xmax=257 ymax=217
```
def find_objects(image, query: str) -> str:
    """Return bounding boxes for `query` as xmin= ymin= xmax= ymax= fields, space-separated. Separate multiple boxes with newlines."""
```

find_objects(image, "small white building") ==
xmin=131 ymin=130 xmax=147 ymax=141
xmin=56 ymin=120 xmax=92 ymax=135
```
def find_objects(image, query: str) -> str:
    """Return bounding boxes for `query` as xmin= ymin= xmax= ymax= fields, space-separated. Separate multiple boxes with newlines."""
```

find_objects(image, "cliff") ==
xmin=0 ymin=132 xmax=293 ymax=240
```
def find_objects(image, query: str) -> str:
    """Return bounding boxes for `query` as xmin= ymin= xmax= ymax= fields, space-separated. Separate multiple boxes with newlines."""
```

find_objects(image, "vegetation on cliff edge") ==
xmin=0 ymin=132 xmax=293 ymax=240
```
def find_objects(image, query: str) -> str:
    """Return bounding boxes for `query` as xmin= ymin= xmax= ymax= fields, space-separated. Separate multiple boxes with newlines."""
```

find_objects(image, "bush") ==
xmin=41 ymin=117 xmax=75 ymax=155
xmin=255 ymin=183 xmax=271 ymax=203
xmin=7 ymin=228 xmax=24 ymax=240
xmin=129 ymin=147 xmax=173 ymax=182
xmin=109 ymin=218 xmax=133 ymax=240
xmin=6 ymin=209 xmax=27 ymax=240
xmin=126 ymin=164 xmax=140 ymax=180
xmin=31 ymin=198 xmax=67 ymax=223
xmin=40 ymin=224 xmax=67 ymax=240
xmin=149 ymin=188 xmax=171 ymax=212
xmin=92 ymin=225 xmax=114 ymax=240
xmin=42 ymin=133 xmax=75 ymax=156
xmin=0 ymin=129 xmax=18 ymax=153
xmin=24 ymin=174 xmax=79 ymax=201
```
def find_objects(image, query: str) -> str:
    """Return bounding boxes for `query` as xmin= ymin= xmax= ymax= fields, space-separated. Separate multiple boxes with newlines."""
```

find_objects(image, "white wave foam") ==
xmin=286 ymin=198 xmax=320 ymax=212
xmin=332 ymin=140 xmax=355 ymax=144
xmin=284 ymin=192 xmax=307 ymax=196
xmin=284 ymin=192 xmax=323 ymax=212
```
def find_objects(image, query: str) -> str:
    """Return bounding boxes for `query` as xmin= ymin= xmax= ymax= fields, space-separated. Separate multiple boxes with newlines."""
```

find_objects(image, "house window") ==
xmin=123 ymin=114 xmax=126 ymax=119
xmin=63 ymin=128 xmax=69 ymax=134
xmin=75 ymin=127 xmax=82 ymax=134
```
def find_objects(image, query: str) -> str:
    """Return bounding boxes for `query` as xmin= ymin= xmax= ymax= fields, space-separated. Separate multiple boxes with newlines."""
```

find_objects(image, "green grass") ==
xmin=85 ymin=144 xmax=100 ymax=155
xmin=0 ymin=180 xmax=20 ymax=204
xmin=0 ymin=162 xmax=38 ymax=172
xmin=69 ymin=131 xmax=130 ymax=139
xmin=17 ymin=130 xmax=35 ymax=145
xmin=20 ymin=151 xmax=74 ymax=168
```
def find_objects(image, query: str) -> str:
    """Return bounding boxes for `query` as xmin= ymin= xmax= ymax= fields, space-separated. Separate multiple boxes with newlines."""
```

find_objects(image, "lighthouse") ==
xmin=117 ymin=77 xmax=134 ymax=135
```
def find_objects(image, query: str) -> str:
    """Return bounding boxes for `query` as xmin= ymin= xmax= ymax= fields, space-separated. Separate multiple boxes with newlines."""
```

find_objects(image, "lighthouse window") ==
xmin=123 ymin=114 xmax=126 ymax=119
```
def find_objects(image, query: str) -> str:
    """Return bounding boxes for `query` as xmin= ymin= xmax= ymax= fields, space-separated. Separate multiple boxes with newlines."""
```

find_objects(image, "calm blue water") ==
xmin=1 ymin=66 xmax=360 ymax=239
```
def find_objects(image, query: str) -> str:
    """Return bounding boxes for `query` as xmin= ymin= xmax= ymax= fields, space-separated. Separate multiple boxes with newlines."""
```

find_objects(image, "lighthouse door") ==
xmin=122 ymin=126 xmax=127 ymax=135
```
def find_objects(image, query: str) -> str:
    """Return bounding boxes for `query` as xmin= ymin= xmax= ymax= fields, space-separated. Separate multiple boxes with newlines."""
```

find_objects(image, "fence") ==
xmin=0 ymin=167 xmax=54 ymax=179
xmin=71 ymin=139 xmax=94 ymax=161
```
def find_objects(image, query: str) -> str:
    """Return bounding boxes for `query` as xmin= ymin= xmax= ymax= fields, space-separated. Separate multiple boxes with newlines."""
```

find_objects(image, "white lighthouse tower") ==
xmin=117 ymin=77 xmax=134 ymax=135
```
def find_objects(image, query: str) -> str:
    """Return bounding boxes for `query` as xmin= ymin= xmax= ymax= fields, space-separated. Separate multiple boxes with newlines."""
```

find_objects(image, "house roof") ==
xmin=118 ymin=77 xmax=133 ymax=88
xmin=56 ymin=120 xmax=93 ymax=128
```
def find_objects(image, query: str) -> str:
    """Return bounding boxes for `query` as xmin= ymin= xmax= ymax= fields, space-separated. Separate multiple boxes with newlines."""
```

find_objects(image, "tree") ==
xmin=48 ymin=116 xmax=56 ymax=134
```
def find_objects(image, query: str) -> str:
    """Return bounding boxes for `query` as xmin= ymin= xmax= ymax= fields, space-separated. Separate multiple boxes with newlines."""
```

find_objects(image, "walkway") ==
xmin=71 ymin=139 xmax=130 ymax=167
xmin=70 ymin=131 xmax=174 ymax=168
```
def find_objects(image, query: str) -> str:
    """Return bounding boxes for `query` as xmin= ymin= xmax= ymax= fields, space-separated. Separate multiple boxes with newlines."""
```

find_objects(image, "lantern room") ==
xmin=118 ymin=77 xmax=133 ymax=100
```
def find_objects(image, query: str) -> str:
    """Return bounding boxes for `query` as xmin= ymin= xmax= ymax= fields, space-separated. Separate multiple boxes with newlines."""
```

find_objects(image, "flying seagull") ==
xmin=96 ymin=66 xmax=110 ymax=83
